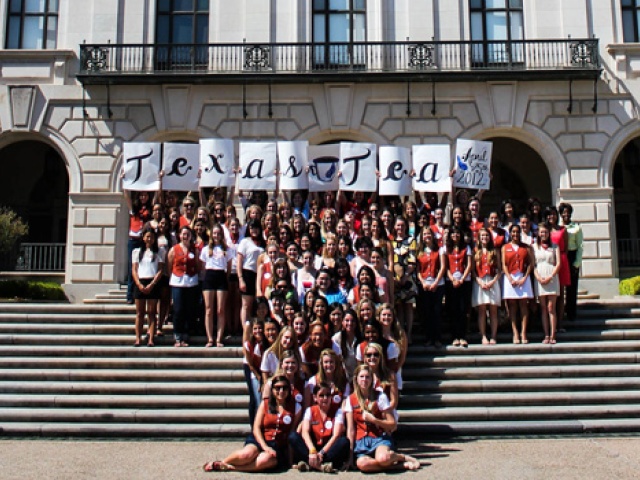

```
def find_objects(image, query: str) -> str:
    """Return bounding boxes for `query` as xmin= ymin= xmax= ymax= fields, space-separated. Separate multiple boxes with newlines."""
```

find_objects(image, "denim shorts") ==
xmin=354 ymin=434 xmax=393 ymax=458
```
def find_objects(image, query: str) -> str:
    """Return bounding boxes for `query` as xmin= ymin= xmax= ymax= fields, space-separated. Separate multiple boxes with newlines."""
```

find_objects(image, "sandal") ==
xmin=321 ymin=462 xmax=336 ymax=473
xmin=174 ymin=341 xmax=181 ymax=348
xmin=205 ymin=342 xmax=214 ymax=348
xmin=216 ymin=342 xmax=224 ymax=348
xmin=542 ymin=336 xmax=550 ymax=344
xmin=459 ymin=339 xmax=468 ymax=347
xmin=203 ymin=460 xmax=227 ymax=472
xmin=134 ymin=340 xmax=141 ymax=347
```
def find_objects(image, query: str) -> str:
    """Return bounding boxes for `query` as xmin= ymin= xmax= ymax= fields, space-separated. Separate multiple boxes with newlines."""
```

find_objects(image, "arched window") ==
xmin=470 ymin=0 xmax=524 ymax=66
xmin=312 ymin=0 xmax=366 ymax=69
xmin=155 ymin=0 xmax=209 ymax=70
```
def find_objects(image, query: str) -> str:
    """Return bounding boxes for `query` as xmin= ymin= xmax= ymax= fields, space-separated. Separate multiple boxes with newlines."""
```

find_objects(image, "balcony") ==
xmin=78 ymin=38 xmax=601 ymax=85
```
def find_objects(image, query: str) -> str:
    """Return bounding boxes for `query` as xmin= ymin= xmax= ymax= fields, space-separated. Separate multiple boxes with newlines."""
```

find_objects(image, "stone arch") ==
xmin=464 ymin=124 xmax=570 ymax=197
xmin=0 ymin=131 xmax=71 ymax=270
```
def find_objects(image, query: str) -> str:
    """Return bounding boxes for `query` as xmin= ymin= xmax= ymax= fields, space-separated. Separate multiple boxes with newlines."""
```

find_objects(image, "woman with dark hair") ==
xmin=502 ymin=224 xmax=535 ymax=344
xmin=243 ymin=318 xmax=268 ymax=426
xmin=124 ymin=189 xmax=154 ymax=304
xmin=166 ymin=226 xmax=200 ymax=347
xmin=445 ymin=225 xmax=473 ymax=347
xmin=332 ymin=308 xmax=361 ymax=382
xmin=200 ymin=223 xmax=232 ymax=347
xmin=290 ymin=381 xmax=350 ymax=472
xmin=533 ymin=223 xmax=561 ymax=344
xmin=307 ymin=221 xmax=324 ymax=254
xmin=545 ymin=206 xmax=571 ymax=318
xmin=417 ymin=226 xmax=446 ymax=347
xmin=203 ymin=375 xmax=301 ymax=472
xmin=500 ymin=199 xmax=517 ymax=230
xmin=371 ymin=217 xmax=394 ymax=270
xmin=527 ymin=197 xmax=543 ymax=236
xmin=131 ymin=226 xmax=165 ymax=347
xmin=238 ymin=219 xmax=266 ymax=332
xmin=337 ymin=234 xmax=355 ymax=263
xmin=559 ymin=202 xmax=583 ymax=323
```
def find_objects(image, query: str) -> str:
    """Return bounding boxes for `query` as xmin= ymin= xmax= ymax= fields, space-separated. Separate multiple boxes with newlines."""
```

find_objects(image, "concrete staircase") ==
xmin=0 ymin=300 xmax=639 ymax=437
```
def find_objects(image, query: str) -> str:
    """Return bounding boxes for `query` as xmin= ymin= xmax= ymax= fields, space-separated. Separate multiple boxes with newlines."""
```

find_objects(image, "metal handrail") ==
xmin=79 ymin=38 xmax=600 ymax=76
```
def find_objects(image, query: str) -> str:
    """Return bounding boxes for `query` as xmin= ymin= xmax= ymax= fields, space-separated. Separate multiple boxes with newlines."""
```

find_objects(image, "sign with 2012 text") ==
xmin=452 ymin=138 xmax=492 ymax=190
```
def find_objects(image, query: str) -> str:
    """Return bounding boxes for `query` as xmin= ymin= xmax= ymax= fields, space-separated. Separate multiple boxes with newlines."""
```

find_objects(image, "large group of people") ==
xmin=125 ymin=178 xmax=583 ymax=471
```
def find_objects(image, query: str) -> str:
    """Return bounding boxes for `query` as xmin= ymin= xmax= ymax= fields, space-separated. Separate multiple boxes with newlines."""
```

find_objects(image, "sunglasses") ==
xmin=184 ymin=204 xmax=194 ymax=208
xmin=273 ymin=385 xmax=290 ymax=392
xmin=365 ymin=352 xmax=380 ymax=358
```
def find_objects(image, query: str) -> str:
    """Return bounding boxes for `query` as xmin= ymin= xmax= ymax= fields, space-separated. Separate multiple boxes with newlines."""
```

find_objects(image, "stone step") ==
xmin=0 ymin=345 xmax=243 ymax=358
xmin=0 ymin=407 xmax=248 ymax=424
xmin=0 ymin=334 xmax=220 ymax=346
xmin=402 ymin=363 xmax=640 ymax=380
xmin=398 ymin=418 xmax=640 ymax=436
xmin=402 ymin=376 xmax=640 ymax=393
xmin=0 ymin=381 xmax=246 ymax=395
xmin=0 ymin=313 xmax=136 ymax=324
xmin=410 ymin=340 xmax=640 ymax=356
xmin=83 ymin=299 xmax=129 ymax=305
xmin=577 ymin=293 xmax=600 ymax=300
xmin=399 ymin=404 xmax=640 ymax=422
xmin=95 ymin=293 xmax=127 ymax=300
xmin=0 ymin=394 xmax=248 ymax=409
xmin=400 ymin=390 xmax=640 ymax=407
xmin=405 ymin=351 xmax=640 ymax=368
xmin=0 ymin=357 xmax=243 ymax=370
xmin=0 ymin=422 xmax=249 ymax=437
xmin=0 ymin=368 xmax=244 ymax=382
xmin=0 ymin=304 xmax=135 ymax=315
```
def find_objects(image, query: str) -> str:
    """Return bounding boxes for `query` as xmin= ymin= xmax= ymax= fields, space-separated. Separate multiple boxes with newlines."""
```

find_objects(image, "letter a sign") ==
xmin=412 ymin=144 xmax=452 ymax=193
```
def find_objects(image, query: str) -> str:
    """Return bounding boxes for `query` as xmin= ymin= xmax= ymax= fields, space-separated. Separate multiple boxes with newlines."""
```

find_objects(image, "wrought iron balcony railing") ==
xmin=78 ymin=38 xmax=600 ymax=84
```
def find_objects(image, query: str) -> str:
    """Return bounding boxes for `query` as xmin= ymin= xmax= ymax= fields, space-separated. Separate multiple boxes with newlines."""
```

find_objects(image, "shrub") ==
xmin=0 ymin=207 xmax=28 ymax=254
xmin=619 ymin=276 xmax=640 ymax=296
xmin=0 ymin=280 xmax=67 ymax=301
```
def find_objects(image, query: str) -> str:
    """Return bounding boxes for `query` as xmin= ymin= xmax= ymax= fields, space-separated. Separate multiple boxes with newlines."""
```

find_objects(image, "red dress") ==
xmin=550 ymin=227 xmax=571 ymax=287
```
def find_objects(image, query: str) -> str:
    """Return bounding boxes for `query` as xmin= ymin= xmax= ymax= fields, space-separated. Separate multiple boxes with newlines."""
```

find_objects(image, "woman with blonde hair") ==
xmin=472 ymin=228 xmax=502 ymax=345
xmin=304 ymin=348 xmax=350 ymax=410
xmin=344 ymin=365 xmax=419 ymax=472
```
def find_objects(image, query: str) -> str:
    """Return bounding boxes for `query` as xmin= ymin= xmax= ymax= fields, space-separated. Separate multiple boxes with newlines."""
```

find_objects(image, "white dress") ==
xmin=533 ymin=243 xmax=560 ymax=296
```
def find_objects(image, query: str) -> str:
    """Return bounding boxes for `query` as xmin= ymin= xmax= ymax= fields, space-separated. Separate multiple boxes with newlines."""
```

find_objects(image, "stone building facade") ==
xmin=0 ymin=1 xmax=639 ymax=301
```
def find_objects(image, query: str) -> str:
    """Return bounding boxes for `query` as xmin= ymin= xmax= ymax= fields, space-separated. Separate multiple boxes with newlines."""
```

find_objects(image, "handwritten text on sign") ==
xmin=453 ymin=139 xmax=492 ymax=190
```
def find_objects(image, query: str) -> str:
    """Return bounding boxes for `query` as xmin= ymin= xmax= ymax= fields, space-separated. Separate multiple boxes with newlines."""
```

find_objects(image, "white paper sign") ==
xmin=122 ymin=142 xmax=161 ymax=191
xmin=339 ymin=142 xmax=377 ymax=192
xmin=412 ymin=144 xmax=452 ymax=193
xmin=379 ymin=146 xmax=412 ymax=196
xmin=453 ymin=138 xmax=492 ymax=190
xmin=278 ymin=141 xmax=309 ymax=190
xmin=308 ymin=144 xmax=340 ymax=192
xmin=238 ymin=142 xmax=277 ymax=191
xmin=199 ymin=138 xmax=236 ymax=188
xmin=161 ymin=143 xmax=200 ymax=192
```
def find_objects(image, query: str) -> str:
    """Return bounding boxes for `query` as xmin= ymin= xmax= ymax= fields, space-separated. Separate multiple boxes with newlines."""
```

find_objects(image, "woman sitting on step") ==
xmin=203 ymin=375 xmax=302 ymax=472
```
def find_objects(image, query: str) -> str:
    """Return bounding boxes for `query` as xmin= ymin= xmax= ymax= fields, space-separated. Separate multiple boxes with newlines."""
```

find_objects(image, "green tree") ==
xmin=0 ymin=207 xmax=28 ymax=254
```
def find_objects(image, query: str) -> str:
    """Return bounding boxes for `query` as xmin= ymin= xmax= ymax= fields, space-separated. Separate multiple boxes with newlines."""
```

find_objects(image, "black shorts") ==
xmin=203 ymin=269 xmax=229 ymax=291
xmin=244 ymin=433 xmax=288 ymax=470
xmin=241 ymin=269 xmax=257 ymax=296
xmin=133 ymin=278 xmax=161 ymax=300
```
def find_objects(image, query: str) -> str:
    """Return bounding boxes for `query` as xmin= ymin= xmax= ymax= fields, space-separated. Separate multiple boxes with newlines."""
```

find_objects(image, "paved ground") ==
xmin=1 ymin=435 xmax=639 ymax=479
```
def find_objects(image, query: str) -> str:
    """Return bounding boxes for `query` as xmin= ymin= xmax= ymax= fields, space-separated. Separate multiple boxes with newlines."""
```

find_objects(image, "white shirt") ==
xmin=237 ymin=237 xmax=264 ymax=272
xmin=200 ymin=245 xmax=231 ymax=271
xmin=342 ymin=392 xmax=390 ymax=413
xmin=132 ymin=247 xmax=166 ymax=279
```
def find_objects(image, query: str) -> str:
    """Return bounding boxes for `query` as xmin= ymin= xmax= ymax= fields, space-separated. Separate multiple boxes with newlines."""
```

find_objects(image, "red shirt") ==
xmin=348 ymin=393 xmax=383 ymax=441
xmin=308 ymin=405 xmax=339 ymax=448
xmin=418 ymin=250 xmax=441 ymax=279
xmin=503 ymin=244 xmax=530 ymax=275
xmin=475 ymin=250 xmax=498 ymax=277
xmin=261 ymin=398 xmax=297 ymax=446
xmin=171 ymin=244 xmax=198 ymax=277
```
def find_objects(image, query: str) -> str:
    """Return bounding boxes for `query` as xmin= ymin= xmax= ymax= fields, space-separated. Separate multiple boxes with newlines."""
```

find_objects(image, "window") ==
xmin=470 ymin=0 xmax=524 ymax=66
xmin=6 ymin=0 xmax=59 ymax=49
xmin=622 ymin=0 xmax=640 ymax=42
xmin=312 ymin=0 xmax=366 ymax=69
xmin=155 ymin=0 xmax=209 ymax=70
